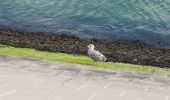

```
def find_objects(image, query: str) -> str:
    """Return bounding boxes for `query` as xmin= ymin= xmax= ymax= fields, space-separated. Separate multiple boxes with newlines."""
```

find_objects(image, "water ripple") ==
xmin=0 ymin=0 xmax=170 ymax=47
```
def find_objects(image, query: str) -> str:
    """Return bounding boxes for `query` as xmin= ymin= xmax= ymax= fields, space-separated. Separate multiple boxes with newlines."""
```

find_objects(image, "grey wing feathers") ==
xmin=89 ymin=50 xmax=106 ymax=61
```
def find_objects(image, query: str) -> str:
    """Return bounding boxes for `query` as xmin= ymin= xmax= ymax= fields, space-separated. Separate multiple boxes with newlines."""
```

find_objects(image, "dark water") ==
xmin=0 ymin=0 xmax=170 ymax=47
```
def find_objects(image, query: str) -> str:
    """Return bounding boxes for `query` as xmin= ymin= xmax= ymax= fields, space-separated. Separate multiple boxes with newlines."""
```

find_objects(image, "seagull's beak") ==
xmin=87 ymin=45 xmax=91 ymax=48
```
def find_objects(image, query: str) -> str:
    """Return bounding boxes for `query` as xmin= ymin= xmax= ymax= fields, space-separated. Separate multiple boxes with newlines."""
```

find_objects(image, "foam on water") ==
xmin=0 ymin=0 xmax=170 ymax=47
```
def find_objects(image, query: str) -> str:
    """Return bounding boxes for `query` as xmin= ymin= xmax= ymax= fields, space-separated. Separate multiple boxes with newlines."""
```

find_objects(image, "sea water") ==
xmin=0 ymin=0 xmax=170 ymax=47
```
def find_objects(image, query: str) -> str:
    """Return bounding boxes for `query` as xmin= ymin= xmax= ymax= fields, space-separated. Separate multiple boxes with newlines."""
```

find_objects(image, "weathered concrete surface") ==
xmin=0 ymin=55 xmax=170 ymax=100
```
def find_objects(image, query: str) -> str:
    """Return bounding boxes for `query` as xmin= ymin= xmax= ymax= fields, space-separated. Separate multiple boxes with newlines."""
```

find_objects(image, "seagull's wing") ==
xmin=89 ymin=50 xmax=106 ymax=61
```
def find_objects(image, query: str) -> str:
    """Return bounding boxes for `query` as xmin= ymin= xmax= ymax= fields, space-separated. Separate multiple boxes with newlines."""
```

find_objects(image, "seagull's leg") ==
xmin=94 ymin=61 xmax=96 ymax=65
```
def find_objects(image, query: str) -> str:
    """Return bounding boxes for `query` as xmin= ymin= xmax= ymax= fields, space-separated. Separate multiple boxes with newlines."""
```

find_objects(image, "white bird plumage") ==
xmin=87 ymin=44 xmax=106 ymax=64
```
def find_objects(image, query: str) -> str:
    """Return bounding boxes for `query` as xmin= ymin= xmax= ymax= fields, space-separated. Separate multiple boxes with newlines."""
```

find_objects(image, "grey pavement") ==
xmin=0 ymin=55 xmax=170 ymax=100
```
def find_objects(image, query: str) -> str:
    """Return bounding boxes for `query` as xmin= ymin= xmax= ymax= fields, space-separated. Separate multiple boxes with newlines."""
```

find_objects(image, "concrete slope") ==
xmin=0 ymin=55 xmax=169 ymax=100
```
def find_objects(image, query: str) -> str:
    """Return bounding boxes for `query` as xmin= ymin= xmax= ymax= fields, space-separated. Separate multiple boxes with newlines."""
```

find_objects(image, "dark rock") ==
xmin=0 ymin=29 xmax=170 ymax=68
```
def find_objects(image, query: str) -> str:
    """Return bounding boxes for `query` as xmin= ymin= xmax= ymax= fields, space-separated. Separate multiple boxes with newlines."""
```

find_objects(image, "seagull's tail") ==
xmin=105 ymin=58 xmax=112 ymax=62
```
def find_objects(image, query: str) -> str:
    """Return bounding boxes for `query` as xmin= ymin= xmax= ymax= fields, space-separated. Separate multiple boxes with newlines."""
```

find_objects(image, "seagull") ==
xmin=87 ymin=44 xmax=107 ymax=64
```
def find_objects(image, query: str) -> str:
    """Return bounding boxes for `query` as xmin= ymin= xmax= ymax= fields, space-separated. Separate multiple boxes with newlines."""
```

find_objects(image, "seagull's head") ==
xmin=87 ymin=44 xmax=94 ymax=49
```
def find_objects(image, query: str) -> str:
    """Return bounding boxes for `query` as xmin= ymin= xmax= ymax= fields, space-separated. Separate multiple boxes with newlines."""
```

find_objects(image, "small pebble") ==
xmin=133 ymin=59 xmax=137 ymax=62
xmin=144 ymin=89 xmax=149 ymax=92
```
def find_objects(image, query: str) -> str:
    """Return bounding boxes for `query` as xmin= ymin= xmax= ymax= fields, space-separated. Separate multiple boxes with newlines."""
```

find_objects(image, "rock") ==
xmin=0 ymin=29 xmax=170 ymax=68
xmin=133 ymin=59 xmax=138 ymax=62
